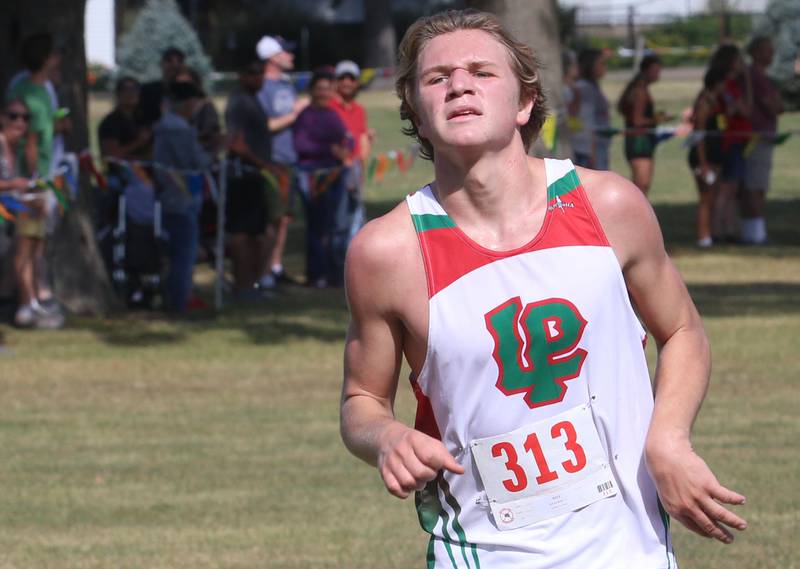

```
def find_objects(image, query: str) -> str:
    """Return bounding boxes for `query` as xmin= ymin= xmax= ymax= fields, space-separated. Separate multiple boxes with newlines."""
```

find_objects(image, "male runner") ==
xmin=340 ymin=10 xmax=746 ymax=568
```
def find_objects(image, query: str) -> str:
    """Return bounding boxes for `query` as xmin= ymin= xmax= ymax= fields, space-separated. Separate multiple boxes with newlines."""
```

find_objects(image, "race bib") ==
xmin=471 ymin=403 xmax=618 ymax=530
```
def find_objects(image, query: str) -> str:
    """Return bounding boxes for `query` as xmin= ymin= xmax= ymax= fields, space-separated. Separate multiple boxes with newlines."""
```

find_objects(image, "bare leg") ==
xmin=14 ymin=236 xmax=38 ymax=306
xmin=269 ymin=215 xmax=291 ymax=271
xmin=629 ymin=158 xmax=654 ymax=196
xmin=228 ymin=233 xmax=254 ymax=295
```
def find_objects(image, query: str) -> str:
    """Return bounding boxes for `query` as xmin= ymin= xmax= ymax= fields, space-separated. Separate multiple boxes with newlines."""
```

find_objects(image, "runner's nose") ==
xmin=447 ymin=68 xmax=475 ymax=100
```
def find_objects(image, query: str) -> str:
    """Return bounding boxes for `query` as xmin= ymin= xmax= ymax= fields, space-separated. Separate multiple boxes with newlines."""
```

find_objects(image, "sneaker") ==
xmin=14 ymin=304 xmax=37 ymax=328
xmin=37 ymin=297 xmax=63 ymax=316
xmin=272 ymin=268 xmax=301 ymax=286
xmin=257 ymin=273 xmax=277 ymax=290
xmin=33 ymin=310 xmax=65 ymax=330
xmin=695 ymin=237 xmax=713 ymax=249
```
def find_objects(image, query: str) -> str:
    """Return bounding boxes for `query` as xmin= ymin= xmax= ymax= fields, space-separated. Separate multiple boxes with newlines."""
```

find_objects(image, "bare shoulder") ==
xmin=345 ymin=199 xmax=422 ymax=313
xmin=575 ymin=166 xmax=665 ymax=269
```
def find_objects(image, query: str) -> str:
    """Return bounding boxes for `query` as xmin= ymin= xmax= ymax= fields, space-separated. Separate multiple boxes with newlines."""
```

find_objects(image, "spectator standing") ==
xmin=0 ymin=99 xmax=61 ymax=328
xmin=572 ymin=48 xmax=611 ymax=170
xmin=139 ymin=47 xmax=186 ymax=128
xmin=293 ymin=69 xmax=350 ymax=288
xmin=741 ymin=36 xmax=783 ymax=245
xmin=330 ymin=60 xmax=370 ymax=245
xmin=688 ymin=67 xmax=727 ymax=249
xmin=224 ymin=60 xmax=273 ymax=300
xmin=255 ymin=35 xmax=309 ymax=288
xmin=7 ymin=33 xmax=64 ymax=325
xmin=174 ymin=67 xmax=221 ymax=161
xmin=710 ymin=44 xmax=752 ymax=242
xmin=153 ymin=82 xmax=210 ymax=313
xmin=618 ymin=55 xmax=663 ymax=195
xmin=562 ymin=50 xmax=580 ymax=127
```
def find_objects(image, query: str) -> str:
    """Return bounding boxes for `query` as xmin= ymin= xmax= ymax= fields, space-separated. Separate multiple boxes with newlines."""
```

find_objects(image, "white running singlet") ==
xmin=405 ymin=159 xmax=677 ymax=569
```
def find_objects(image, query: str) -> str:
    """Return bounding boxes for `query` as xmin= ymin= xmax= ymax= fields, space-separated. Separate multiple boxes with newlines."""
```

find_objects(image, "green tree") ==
xmin=755 ymin=0 xmax=800 ymax=107
xmin=117 ymin=0 xmax=213 ymax=85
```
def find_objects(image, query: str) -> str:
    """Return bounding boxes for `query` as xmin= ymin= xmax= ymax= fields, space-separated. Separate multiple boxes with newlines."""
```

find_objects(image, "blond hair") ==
xmin=395 ymin=9 xmax=548 ymax=161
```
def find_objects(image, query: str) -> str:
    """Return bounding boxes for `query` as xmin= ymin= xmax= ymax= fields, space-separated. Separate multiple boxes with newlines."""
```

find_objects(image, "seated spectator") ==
xmin=154 ymin=81 xmax=210 ymax=313
xmin=293 ymin=69 xmax=351 ymax=288
xmin=0 ymin=99 xmax=61 ymax=328
xmin=98 ymin=76 xmax=154 ymax=224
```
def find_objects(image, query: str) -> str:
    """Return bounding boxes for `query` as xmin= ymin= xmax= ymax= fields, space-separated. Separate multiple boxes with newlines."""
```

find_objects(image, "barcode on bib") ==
xmin=597 ymin=481 xmax=614 ymax=493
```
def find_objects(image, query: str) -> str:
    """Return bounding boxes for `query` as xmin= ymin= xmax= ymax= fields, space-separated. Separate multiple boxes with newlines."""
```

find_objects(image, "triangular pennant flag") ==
xmin=654 ymin=126 xmax=676 ymax=145
xmin=396 ymin=151 xmax=407 ymax=173
xmin=375 ymin=154 xmax=389 ymax=182
xmin=540 ymin=114 xmax=557 ymax=152
xmin=743 ymin=134 xmax=760 ymax=158
xmin=366 ymin=156 xmax=378 ymax=183
xmin=0 ymin=195 xmax=29 ymax=213
xmin=130 ymin=163 xmax=154 ymax=187
xmin=773 ymin=132 xmax=791 ymax=145
xmin=595 ymin=127 xmax=620 ymax=138
xmin=46 ymin=180 xmax=69 ymax=213
xmin=0 ymin=200 xmax=17 ymax=221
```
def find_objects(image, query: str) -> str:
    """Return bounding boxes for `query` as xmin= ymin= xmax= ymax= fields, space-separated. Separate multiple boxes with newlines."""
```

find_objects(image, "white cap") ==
xmin=257 ymin=36 xmax=283 ymax=60
xmin=335 ymin=60 xmax=361 ymax=80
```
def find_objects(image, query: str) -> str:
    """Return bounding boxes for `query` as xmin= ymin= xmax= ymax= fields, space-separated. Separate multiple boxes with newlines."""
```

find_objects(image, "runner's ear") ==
xmin=516 ymin=93 xmax=535 ymax=127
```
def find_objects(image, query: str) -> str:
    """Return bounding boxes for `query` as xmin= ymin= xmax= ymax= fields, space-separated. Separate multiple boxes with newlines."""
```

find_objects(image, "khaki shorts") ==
xmin=16 ymin=214 xmax=46 ymax=239
xmin=744 ymin=141 xmax=774 ymax=192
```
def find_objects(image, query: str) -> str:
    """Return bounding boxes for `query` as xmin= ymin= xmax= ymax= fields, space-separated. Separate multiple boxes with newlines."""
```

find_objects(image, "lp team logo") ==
xmin=547 ymin=195 xmax=575 ymax=213
xmin=484 ymin=297 xmax=587 ymax=409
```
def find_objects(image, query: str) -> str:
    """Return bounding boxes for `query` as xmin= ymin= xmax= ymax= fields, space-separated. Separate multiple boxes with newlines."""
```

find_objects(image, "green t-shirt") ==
xmin=8 ymin=78 xmax=54 ymax=176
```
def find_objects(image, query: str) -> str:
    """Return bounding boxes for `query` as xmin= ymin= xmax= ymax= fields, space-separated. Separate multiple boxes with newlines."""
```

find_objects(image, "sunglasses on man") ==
xmin=6 ymin=112 xmax=31 ymax=122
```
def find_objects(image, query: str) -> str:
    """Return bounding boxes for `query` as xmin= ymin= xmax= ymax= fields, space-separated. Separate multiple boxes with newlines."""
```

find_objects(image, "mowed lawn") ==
xmin=0 ymin=71 xmax=798 ymax=568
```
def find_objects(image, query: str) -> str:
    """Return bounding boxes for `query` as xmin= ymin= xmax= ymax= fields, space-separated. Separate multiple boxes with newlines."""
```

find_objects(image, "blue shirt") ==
xmin=257 ymin=78 xmax=297 ymax=164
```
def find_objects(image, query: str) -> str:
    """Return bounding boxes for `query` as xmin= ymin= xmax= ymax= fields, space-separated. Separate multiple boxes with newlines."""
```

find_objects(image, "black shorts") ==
xmin=225 ymin=173 xmax=267 ymax=235
xmin=624 ymin=134 xmax=656 ymax=160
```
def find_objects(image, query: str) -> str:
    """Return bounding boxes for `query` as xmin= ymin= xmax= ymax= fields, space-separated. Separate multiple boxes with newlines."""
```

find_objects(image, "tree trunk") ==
xmin=465 ymin=0 xmax=568 ymax=157
xmin=1 ymin=0 xmax=117 ymax=315
xmin=363 ymin=0 xmax=396 ymax=69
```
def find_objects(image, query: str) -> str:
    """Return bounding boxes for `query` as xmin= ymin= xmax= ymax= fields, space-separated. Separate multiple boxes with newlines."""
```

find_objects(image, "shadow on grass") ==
xmin=75 ymin=197 xmax=797 ymax=347
xmin=689 ymin=282 xmax=800 ymax=317
xmin=655 ymin=198 xmax=800 ymax=253
xmin=72 ymin=285 xmax=349 ymax=348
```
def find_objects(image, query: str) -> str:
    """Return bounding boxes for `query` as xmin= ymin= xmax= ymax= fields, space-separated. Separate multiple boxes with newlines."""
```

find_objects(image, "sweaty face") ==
xmin=414 ymin=29 xmax=531 ymax=160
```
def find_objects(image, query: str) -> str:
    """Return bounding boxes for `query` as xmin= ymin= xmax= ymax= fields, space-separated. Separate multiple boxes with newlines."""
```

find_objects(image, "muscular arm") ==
xmin=583 ymin=169 xmax=747 ymax=543
xmin=341 ymin=213 xmax=464 ymax=498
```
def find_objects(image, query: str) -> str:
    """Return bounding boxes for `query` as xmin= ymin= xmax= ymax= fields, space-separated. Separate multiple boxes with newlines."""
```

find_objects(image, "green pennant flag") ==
xmin=773 ymin=132 xmax=792 ymax=145
xmin=366 ymin=157 xmax=378 ymax=183
xmin=46 ymin=181 xmax=69 ymax=212
xmin=595 ymin=127 xmax=621 ymax=138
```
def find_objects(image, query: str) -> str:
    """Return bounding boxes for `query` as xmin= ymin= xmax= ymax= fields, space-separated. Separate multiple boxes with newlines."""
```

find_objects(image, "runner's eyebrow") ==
xmin=420 ymin=60 xmax=498 ymax=78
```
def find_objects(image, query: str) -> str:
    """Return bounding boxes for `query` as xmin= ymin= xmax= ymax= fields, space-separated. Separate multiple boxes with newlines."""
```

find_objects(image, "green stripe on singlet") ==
xmin=416 ymin=480 xmax=458 ymax=569
xmin=411 ymin=213 xmax=457 ymax=233
xmin=439 ymin=476 xmax=481 ymax=569
xmin=547 ymin=168 xmax=581 ymax=201
xmin=657 ymin=498 xmax=674 ymax=569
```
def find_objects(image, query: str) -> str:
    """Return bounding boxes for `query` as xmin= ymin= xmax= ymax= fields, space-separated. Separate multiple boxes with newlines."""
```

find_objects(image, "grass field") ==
xmin=1 ymin=71 xmax=798 ymax=568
